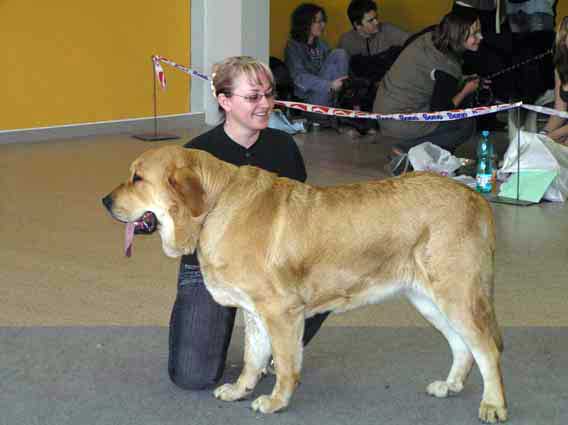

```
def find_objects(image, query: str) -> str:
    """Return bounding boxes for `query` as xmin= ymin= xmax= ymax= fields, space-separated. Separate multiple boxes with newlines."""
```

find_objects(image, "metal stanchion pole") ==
xmin=487 ymin=104 xmax=535 ymax=206
xmin=133 ymin=56 xmax=179 ymax=142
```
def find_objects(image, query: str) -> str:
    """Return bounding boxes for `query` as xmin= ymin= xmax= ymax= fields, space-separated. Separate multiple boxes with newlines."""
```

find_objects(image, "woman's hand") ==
xmin=330 ymin=76 xmax=348 ymax=92
xmin=480 ymin=78 xmax=492 ymax=89
xmin=462 ymin=75 xmax=481 ymax=96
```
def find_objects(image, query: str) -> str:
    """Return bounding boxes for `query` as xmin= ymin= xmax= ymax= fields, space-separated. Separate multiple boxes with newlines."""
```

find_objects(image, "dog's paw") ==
xmin=213 ymin=383 xmax=250 ymax=402
xmin=251 ymin=395 xmax=287 ymax=414
xmin=426 ymin=380 xmax=464 ymax=398
xmin=478 ymin=402 xmax=508 ymax=423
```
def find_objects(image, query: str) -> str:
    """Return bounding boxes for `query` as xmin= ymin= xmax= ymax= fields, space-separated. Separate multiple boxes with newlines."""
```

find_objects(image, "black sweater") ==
xmin=181 ymin=124 xmax=307 ymax=264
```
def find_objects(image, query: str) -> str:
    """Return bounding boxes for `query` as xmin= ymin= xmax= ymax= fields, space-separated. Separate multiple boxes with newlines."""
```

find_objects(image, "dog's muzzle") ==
xmin=102 ymin=195 xmax=158 ymax=234
xmin=102 ymin=194 xmax=159 ymax=257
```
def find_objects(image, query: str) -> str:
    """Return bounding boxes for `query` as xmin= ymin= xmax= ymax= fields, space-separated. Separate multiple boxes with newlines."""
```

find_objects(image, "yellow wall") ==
xmin=559 ymin=3 xmax=568 ymax=28
xmin=270 ymin=0 xmax=453 ymax=59
xmin=2 ymin=1 xmax=190 ymax=131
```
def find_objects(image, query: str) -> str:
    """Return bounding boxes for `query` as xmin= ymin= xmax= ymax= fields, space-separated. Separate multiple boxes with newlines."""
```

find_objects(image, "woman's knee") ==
xmin=329 ymin=48 xmax=349 ymax=70
xmin=330 ymin=48 xmax=348 ymax=61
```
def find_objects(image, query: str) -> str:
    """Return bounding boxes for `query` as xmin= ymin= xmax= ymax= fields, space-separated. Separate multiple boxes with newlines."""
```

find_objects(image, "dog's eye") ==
xmin=132 ymin=174 xmax=143 ymax=183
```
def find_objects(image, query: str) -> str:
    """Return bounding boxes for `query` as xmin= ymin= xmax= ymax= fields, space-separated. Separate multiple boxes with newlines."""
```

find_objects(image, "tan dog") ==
xmin=102 ymin=145 xmax=507 ymax=422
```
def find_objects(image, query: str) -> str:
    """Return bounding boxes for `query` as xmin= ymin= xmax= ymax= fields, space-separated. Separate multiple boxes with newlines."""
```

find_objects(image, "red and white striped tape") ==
xmin=151 ymin=55 xmax=565 ymax=122
xmin=273 ymin=99 xmax=522 ymax=122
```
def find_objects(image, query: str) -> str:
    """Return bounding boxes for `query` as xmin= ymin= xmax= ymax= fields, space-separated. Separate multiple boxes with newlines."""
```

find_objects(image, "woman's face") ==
xmin=221 ymin=72 xmax=274 ymax=132
xmin=310 ymin=11 xmax=326 ymax=40
xmin=463 ymin=20 xmax=482 ymax=52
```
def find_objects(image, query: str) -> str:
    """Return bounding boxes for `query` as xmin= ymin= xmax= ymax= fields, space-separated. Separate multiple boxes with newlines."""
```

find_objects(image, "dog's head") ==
xmin=102 ymin=145 xmax=209 ymax=258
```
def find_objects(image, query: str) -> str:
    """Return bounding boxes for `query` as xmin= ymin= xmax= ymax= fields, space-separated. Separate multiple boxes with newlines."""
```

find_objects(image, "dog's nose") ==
xmin=102 ymin=194 xmax=114 ymax=212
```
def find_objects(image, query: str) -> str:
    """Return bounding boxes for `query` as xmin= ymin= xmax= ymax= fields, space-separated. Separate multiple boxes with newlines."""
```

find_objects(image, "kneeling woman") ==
xmin=168 ymin=56 xmax=329 ymax=390
xmin=373 ymin=9 xmax=484 ymax=174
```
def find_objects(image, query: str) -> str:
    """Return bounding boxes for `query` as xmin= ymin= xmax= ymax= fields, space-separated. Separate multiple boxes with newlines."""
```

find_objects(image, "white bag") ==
xmin=541 ymin=137 xmax=568 ymax=202
xmin=408 ymin=142 xmax=462 ymax=177
xmin=500 ymin=130 xmax=568 ymax=202
xmin=500 ymin=130 xmax=558 ymax=172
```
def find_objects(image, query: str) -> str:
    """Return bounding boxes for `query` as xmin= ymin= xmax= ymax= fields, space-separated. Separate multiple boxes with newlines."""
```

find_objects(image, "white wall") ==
xmin=191 ymin=0 xmax=270 ymax=125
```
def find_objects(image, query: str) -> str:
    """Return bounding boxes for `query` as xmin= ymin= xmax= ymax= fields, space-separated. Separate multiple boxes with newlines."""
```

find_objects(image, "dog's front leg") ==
xmin=251 ymin=310 xmax=304 ymax=414
xmin=214 ymin=310 xmax=271 ymax=402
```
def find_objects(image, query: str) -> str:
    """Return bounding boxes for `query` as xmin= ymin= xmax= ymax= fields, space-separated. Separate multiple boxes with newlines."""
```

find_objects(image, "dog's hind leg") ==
xmin=407 ymin=290 xmax=475 ymax=398
xmin=423 ymin=285 xmax=507 ymax=423
xmin=214 ymin=310 xmax=271 ymax=402
xmin=251 ymin=307 xmax=304 ymax=414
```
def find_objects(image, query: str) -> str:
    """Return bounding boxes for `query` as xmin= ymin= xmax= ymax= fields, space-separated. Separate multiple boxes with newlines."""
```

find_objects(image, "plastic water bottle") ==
xmin=476 ymin=130 xmax=494 ymax=193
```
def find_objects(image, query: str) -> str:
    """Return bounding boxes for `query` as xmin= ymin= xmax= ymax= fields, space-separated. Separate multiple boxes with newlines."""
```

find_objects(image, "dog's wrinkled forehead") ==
xmin=129 ymin=145 xmax=188 ymax=179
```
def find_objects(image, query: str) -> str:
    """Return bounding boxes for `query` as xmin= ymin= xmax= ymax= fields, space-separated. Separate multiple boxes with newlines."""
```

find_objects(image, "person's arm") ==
xmin=542 ymin=70 xmax=568 ymax=142
xmin=452 ymin=75 xmax=480 ymax=107
xmin=430 ymin=70 xmax=459 ymax=111
xmin=384 ymin=22 xmax=411 ymax=47
xmin=285 ymin=40 xmax=333 ymax=95
xmin=290 ymin=141 xmax=307 ymax=183
xmin=281 ymin=134 xmax=307 ymax=182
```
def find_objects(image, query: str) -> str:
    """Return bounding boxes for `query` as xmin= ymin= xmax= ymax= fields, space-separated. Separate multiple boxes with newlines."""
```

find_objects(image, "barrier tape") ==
xmin=152 ymin=55 xmax=567 ymax=122
xmin=521 ymin=104 xmax=568 ymax=120
xmin=273 ymin=99 xmax=521 ymax=122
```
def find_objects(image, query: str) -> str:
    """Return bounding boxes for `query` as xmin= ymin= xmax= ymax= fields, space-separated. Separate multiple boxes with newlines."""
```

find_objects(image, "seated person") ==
xmin=285 ymin=3 xmax=349 ymax=111
xmin=507 ymin=0 xmax=555 ymax=33
xmin=453 ymin=1 xmax=505 ymax=34
xmin=338 ymin=0 xmax=410 ymax=87
xmin=541 ymin=16 xmax=568 ymax=144
xmin=373 ymin=9 xmax=485 ymax=175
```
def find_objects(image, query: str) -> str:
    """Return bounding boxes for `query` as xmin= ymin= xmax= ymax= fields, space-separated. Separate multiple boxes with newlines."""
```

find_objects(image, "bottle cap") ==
xmin=482 ymin=130 xmax=490 ymax=137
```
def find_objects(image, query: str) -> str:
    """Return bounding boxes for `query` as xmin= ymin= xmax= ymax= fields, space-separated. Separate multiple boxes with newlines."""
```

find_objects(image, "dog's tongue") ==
xmin=125 ymin=222 xmax=135 ymax=257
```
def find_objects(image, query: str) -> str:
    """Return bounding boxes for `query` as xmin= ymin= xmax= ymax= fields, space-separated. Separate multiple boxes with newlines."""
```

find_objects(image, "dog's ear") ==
xmin=167 ymin=166 xmax=207 ymax=255
xmin=168 ymin=167 xmax=206 ymax=218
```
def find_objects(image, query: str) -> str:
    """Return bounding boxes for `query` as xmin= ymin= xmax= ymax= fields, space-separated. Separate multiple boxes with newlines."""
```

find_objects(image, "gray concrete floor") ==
xmin=1 ymin=123 xmax=567 ymax=424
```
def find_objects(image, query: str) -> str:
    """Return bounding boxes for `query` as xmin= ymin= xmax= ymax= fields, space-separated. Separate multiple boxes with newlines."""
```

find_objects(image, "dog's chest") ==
xmin=201 ymin=273 xmax=255 ymax=312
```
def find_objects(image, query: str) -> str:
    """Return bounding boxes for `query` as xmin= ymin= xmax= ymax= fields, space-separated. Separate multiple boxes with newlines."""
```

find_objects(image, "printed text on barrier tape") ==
xmin=152 ymin=55 xmax=568 ymax=122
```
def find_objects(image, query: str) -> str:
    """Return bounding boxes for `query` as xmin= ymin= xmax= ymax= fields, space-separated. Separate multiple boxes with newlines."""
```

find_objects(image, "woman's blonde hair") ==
xmin=554 ymin=16 xmax=568 ymax=85
xmin=210 ymin=56 xmax=274 ymax=114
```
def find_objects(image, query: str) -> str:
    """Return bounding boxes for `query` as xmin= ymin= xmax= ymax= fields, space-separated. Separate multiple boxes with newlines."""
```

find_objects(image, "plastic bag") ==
xmin=407 ymin=142 xmax=462 ymax=177
xmin=500 ymin=130 xmax=557 ymax=173
xmin=541 ymin=137 xmax=568 ymax=202
xmin=500 ymin=130 xmax=568 ymax=202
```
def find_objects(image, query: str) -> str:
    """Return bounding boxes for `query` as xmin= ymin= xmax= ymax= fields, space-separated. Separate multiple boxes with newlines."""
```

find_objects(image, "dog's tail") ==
xmin=487 ymin=301 xmax=504 ymax=353
xmin=483 ymin=252 xmax=504 ymax=353
xmin=479 ymin=198 xmax=504 ymax=353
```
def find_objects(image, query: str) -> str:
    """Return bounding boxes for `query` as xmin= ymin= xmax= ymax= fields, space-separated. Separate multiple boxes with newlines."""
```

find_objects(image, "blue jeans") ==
xmin=168 ymin=257 xmax=330 ymax=390
xmin=306 ymin=49 xmax=349 ymax=107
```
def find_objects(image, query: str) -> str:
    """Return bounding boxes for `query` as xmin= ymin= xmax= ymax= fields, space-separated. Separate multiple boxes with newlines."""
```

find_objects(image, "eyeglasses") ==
xmin=230 ymin=90 xmax=276 ymax=103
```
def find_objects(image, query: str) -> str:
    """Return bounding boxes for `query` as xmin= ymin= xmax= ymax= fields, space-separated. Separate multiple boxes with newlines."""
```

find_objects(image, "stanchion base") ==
xmin=483 ymin=194 xmax=536 ymax=206
xmin=133 ymin=133 xmax=180 ymax=142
